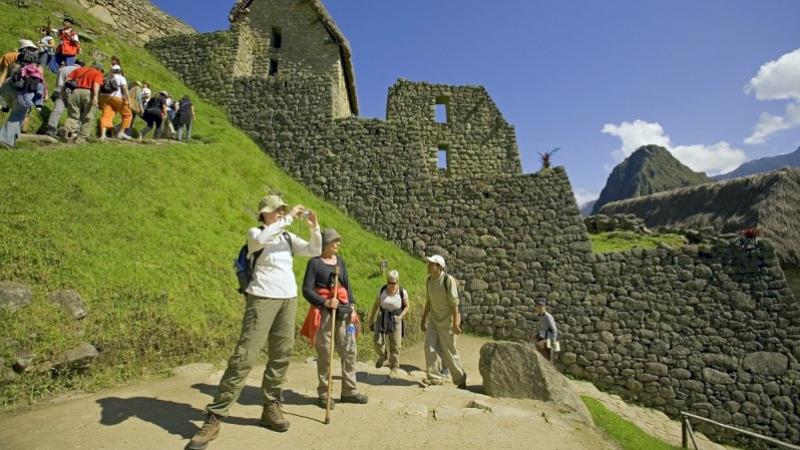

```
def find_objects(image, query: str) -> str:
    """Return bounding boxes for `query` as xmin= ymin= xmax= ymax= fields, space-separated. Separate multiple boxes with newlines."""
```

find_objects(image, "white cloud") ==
xmin=574 ymin=188 xmax=599 ymax=206
xmin=601 ymin=120 xmax=670 ymax=161
xmin=745 ymin=101 xmax=800 ymax=144
xmin=746 ymin=49 xmax=800 ymax=101
xmin=745 ymin=49 xmax=800 ymax=144
xmin=602 ymin=120 xmax=748 ymax=175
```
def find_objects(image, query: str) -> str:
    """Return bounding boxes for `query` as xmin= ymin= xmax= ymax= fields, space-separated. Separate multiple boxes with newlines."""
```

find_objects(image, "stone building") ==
xmin=147 ymin=0 xmax=800 ymax=445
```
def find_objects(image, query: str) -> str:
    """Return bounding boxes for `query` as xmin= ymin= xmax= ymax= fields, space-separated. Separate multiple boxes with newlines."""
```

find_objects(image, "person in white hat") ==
xmin=189 ymin=194 xmax=321 ymax=450
xmin=420 ymin=255 xmax=467 ymax=388
xmin=98 ymin=64 xmax=132 ymax=141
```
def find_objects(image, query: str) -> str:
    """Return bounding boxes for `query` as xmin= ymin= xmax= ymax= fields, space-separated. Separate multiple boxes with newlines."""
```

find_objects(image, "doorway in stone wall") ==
xmin=785 ymin=265 xmax=800 ymax=300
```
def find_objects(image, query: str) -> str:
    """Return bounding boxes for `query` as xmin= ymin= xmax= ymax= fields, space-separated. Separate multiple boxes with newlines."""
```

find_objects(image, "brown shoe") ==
xmin=188 ymin=413 xmax=220 ymax=450
xmin=260 ymin=401 xmax=290 ymax=432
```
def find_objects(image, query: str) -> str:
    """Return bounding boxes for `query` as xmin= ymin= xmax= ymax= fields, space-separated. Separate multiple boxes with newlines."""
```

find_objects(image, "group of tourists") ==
xmin=0 ymin=16 xmax=197 ymax=149
xmin=187 ymin=193 xmax=559 ymax=450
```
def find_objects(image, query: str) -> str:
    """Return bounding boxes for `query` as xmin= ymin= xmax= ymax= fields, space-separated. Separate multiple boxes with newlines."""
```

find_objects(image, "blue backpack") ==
xmin=234 ymin=230 xmax=292 ymax=294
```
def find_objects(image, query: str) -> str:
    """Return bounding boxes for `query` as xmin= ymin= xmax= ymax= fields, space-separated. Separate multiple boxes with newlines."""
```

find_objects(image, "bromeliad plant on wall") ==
xmin=739 ymin=227 xmax=763 ymax=252
xmin=539 ymin=147 xmax=560 ymax=170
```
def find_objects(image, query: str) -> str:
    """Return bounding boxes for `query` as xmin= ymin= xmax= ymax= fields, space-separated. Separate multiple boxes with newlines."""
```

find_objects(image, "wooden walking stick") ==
xmin=324 ymin=266 xmax=340 ymax=425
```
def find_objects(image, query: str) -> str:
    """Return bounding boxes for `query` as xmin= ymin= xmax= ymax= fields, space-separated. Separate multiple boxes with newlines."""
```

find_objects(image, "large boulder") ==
xmin=479 ymin=341 xmax=591 ymax=423
xmin=0 ymin=282 xmax=32 ymax=311
xmin=49 ymin=290 xmax=88 ymax=320
xmin=52 ymin=343 xmax=99 ymax=373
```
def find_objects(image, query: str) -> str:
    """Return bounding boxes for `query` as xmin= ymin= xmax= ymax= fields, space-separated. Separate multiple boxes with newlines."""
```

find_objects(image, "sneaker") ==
xmin=260 ymin=401 xmax=289 ymax=432
xmin=116 ymin=132 xmax=132 ymax=140
xmin=188 ymin=413 xmax=221 ymax=450
xmin=340 ymin=393 xmax=368 ymax=404
xmin=375 ymin=355 xmax=386 ymax=369
xmin=318 ymin=397 xmax=335 ymax=410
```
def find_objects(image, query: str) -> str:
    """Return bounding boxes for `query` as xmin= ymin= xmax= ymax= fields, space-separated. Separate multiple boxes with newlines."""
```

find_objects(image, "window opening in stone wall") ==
xmin=435 ymin=96 xmax=449 ymax=123
xmin=437 ymin=146 xmax=449 ymax=172
xmin=269 ymin=59 xmax=278 ymax=76
xmin=271 ymin=28 xmax=282 ymax=49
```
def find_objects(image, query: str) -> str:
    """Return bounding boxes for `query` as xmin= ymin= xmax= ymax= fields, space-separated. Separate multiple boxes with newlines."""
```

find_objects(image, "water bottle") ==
xmin=345 ymin=322 xmax=356 ymax=353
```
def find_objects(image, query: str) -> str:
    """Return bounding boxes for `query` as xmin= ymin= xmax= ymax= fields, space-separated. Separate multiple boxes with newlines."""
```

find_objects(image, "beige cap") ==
xmin=258 ymin=194 xmax=288 ymax=215
xmin=426 ymin=254 xmax=446 ymax=269
xmin=18 ymin=39 xmax=37 ymax=50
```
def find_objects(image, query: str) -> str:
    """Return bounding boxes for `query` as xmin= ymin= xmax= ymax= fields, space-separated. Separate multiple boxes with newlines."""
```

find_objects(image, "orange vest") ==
xmin=58 ymin=28 xmax=80 ymax=56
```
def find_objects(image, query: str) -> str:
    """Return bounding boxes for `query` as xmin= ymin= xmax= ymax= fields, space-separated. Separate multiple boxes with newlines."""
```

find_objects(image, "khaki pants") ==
xmin=62 ymin=89 xmax=96 ymax=138
xmin=315 ymin=309 xmax=358 ymax=398
xmin=424 ymin=321 xmax=466 ymax=385
xmin=99 ymin=95 xmax=133 ymax=129
xmin=373 ymin=317 xmax=402 ymax=369
xmin=206 ymin=295 xmax=296 ymax=416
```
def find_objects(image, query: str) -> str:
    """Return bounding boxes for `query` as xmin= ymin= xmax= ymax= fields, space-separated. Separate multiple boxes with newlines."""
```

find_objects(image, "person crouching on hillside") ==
xmin=533 ymin=298 xmax=558 ymax=360
xmin=302 ymin=229 xmax=369 ymax=409
xmin=188 ymin=194 xmax=321 ymax=450
xmin=367 ymin=270 xmax=409 ymax=378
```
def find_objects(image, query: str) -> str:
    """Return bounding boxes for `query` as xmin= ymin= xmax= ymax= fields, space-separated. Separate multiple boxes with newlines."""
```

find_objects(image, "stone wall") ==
xmin=558 ymin=239 xmax=800 ymax=445
xmin=147 ymin=21 xmax=800 ymax=447
xmin=77 ymin=0 xmax=195 ymax=42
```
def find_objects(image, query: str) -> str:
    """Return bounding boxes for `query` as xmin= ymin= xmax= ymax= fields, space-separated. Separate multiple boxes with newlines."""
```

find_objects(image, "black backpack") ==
xmin=233 ymin=231 xmax=293 ymax=294
xmin=99 ymin=73 xmax=118 ymax=94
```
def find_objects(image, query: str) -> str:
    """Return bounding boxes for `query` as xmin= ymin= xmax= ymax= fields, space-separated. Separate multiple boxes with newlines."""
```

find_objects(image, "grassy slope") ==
xmin=589 ymin=231 xmax=688 ymax=254
xmin=0 ymin=1 xmax=427 ymax=410
xmin=582 ymin=396 xmax=682 ymax=450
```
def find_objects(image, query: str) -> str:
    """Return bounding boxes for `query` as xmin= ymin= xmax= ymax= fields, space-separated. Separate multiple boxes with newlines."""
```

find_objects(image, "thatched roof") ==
xmin=308 ymin=0 xmax=359 ymax=115
xmin=599 ymin=168 xmax=800 ymax=266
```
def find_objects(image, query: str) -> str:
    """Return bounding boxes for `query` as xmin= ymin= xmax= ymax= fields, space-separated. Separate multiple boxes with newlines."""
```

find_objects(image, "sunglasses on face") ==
xmin=387 ymin=281 xmax=397 ymax=285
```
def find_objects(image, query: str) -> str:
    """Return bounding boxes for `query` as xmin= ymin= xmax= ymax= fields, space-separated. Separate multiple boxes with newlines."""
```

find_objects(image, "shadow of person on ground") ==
xmin=357 ymin=371 xmax=420 ymax=387
xmin=96 ymin=396 xmax=202 ymax=439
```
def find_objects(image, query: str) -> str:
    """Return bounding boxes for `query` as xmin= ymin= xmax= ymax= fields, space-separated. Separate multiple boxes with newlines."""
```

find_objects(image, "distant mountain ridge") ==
xmin=592 ymin=145 xmax=711 ymax=214
xmin=715 ymin=146 xmax=800 ymax=180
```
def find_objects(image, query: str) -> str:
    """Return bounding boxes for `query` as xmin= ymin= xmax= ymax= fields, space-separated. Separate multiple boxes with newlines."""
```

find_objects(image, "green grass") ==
xmin=582 ymin=396 xmax=683 ymax=450
xmin=0 ymin=1 xmax=428 ymax=411
xmin=590 ymin=231 xmax=688 ymax=254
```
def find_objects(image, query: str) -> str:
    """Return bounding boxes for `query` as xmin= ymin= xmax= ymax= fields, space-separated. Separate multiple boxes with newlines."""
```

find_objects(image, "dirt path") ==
xmin=0 ymin=336 xmax=611 ymax=450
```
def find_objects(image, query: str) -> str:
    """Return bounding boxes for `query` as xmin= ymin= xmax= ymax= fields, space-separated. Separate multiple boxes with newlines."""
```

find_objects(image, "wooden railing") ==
xmin=680 ymin=411 xmax=800 ymax=450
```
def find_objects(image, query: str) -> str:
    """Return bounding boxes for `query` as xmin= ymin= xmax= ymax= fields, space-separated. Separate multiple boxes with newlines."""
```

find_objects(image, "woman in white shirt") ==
xmin=189 ymin=194 xmax=321 ymax=450
xmin=368 ymin=270 xmax=409 ymax=378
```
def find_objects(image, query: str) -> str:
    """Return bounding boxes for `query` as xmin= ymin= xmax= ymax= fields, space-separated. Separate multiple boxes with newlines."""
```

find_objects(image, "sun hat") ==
xmin=110 ymin=64 xmax=122 ymax=73
xmin=258 ymin=194 xmax=288 ymax=216
xmin=18 ymin=39 xmax=37 ymax=50
xmin=321 ymin=229 xmax=342 ymax=247
xmin=426 ymin=254 xmax=446 ymax=269
xmin=535 ymin=298 xmax=547 ymax=306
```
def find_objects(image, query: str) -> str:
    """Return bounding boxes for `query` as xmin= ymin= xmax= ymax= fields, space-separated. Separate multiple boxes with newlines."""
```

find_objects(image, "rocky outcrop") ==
xmin=0 ymin=282 xmax=32 ymax=312
xmin=479 ymin=341 xmax=591 ymax=423
xmin=76 ymin=0 xmax=195 ymax=42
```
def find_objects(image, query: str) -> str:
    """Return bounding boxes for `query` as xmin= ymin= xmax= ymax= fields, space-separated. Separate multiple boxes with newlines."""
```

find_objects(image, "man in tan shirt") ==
xmin=420 ymin=254 xmax=467 ymax=387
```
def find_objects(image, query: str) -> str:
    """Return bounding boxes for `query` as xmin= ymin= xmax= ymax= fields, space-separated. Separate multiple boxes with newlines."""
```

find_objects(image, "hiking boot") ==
xmin=422 ymin=378 xmax=443 ymax=386
xmin=318 ymin=397 xmax=336 ymax=410
xmin=188 ymin=413 xmax=221 ymax=450
xmin=340 ymin=393 xmax=368 ymax=404
xmin=388 ymin=369 xmax=399 ymax=379
xmin=44 ymin=126 xmax=57 ymax=138
xmin=375 ymin=355 xmax=386 ymax=369
xmin=260 ymin=401 xmax=289 ymax=432
xmin=457 ymin=373 xmax=468 ymax=390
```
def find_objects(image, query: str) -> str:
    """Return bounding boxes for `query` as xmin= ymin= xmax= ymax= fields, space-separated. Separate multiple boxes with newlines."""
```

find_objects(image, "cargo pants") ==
xmin=206 ymin=295 xmax=296 ymax=416
xmin=424 ymin=320 xmax=466 ymax=385
xmin=314 ymin=308 xmax=358 ymax=399
xmin=373 ymin=317 xmax=402 ymax=369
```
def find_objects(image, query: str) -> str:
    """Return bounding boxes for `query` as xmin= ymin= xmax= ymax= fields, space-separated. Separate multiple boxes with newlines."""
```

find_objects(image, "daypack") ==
xmin=99 ymin=73 xmax=119 ymax=94
xmin=234 ymin=231 xmax=293 ymax=294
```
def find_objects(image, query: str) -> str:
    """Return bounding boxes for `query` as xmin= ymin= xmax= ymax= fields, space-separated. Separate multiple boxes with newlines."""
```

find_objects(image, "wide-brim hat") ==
xmin=18 ymin=39 xmax=37 ymax=50
xmin=258 ymin=194 xmax=287 ymax=215
xmin=322 ymin=229 xmax=342 ymax=247
xmin=426 ymin=254 xmax=446 ymax=269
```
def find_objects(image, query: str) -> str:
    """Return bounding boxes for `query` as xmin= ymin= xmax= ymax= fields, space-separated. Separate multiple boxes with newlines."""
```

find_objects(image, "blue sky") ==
xmin=152 ymin=0 xmax=800 ymax=204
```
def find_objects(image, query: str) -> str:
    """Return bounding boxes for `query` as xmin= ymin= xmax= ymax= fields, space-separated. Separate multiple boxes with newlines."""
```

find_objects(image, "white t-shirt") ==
xmin=245 ymin=216 xmax=322 ymax=299
xmin=110 ymin=74 xmax=127 ymax=98
xmin=379 ymin=287 xmax=407 ymax=312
